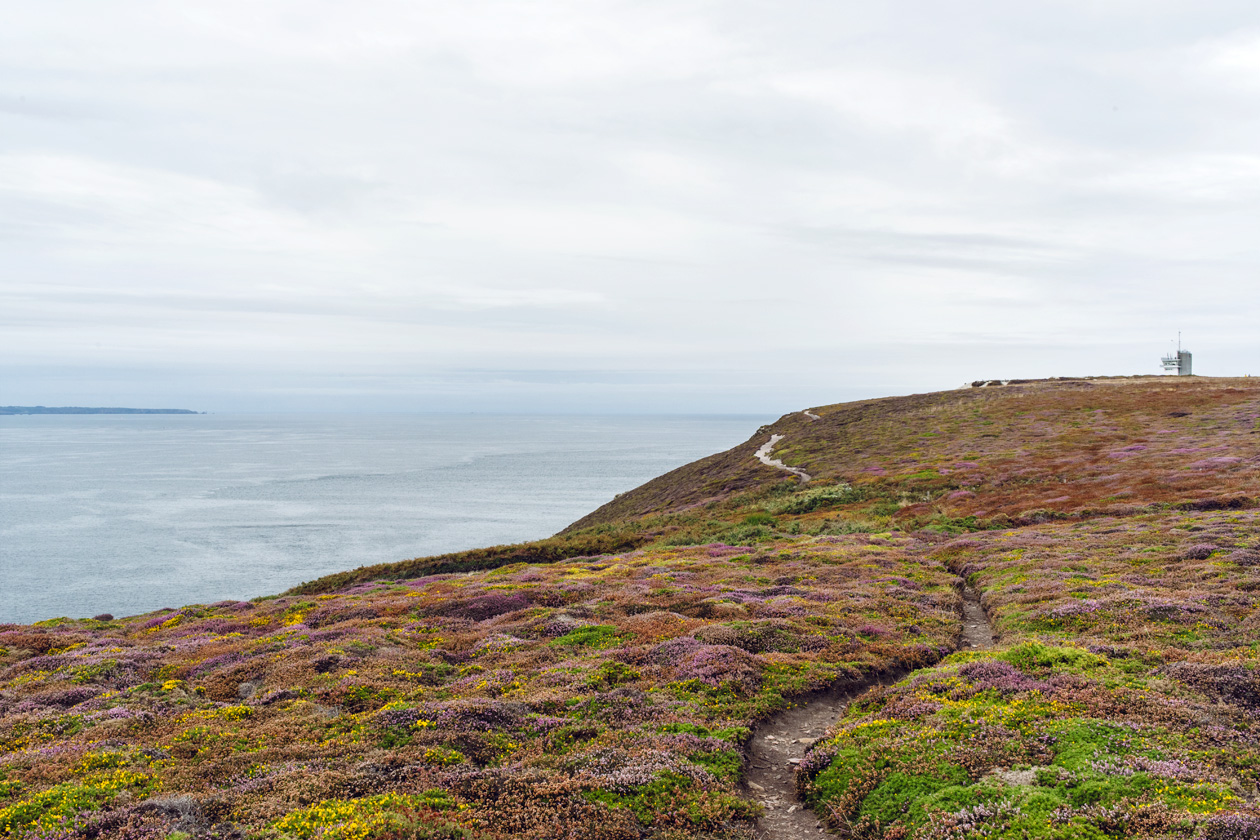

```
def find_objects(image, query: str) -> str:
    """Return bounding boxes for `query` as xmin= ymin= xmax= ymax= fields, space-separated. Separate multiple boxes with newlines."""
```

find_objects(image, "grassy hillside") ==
xmin=4 ymin=376 xmax=1260 ymax=839
xmin=572 ymin=375 xmax=1260 ymax=529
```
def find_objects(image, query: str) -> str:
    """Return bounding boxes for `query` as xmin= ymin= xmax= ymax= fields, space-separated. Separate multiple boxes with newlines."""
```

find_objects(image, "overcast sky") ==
xmin=4 ymin=1 xmax=1260 ymax=412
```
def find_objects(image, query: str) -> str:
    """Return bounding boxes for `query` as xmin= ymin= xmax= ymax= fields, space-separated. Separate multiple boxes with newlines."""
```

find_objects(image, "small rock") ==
xmin=748 ymin=782 xmax=764 ymax=791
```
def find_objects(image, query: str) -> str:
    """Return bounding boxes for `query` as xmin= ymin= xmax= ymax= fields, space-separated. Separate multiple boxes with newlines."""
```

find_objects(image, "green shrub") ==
xmin=549 ymin=625 xmax=621 ymax=649
xmin=773 ymin=484 xmax=867 ymax=514
xmin=583 ymin=772 xmax=755 ymax=828
xmin=724 ymin=524 xmax=773 ymax=544
xmin=0 ymin=771 xmax=155 ymax=835
xmin=860 ymin=769 xmax=970 ymax=826
xmin=687 ymin=748 xmax=743 ymax=782
xmin=586 ymin=660 xmax=640 ymax=688
xmin=268 ymin=791 xmax=468 ymax=840
xmin=998 ymin=642 xmax=1105 ymax=674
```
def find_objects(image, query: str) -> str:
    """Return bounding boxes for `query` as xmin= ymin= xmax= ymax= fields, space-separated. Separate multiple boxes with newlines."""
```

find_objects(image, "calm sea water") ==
xmin=0 ymin=413 xmax=767 ymax=624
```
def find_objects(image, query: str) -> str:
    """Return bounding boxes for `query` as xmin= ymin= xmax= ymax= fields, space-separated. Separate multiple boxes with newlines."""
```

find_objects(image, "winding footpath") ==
xmin=754 ymin=435 xmax=812 ymax=483
xmin=746 ymin=583 xmax=995 ymax=838
xmin=745 ymin=680 xmax=889 ymax=838
xmin=961 ymin=585 xmax=995 ymax=649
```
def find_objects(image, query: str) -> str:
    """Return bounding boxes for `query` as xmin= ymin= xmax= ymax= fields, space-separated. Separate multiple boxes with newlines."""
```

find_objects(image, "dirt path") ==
xmin=745 ymin=586 xmax=996 ymax=838
xmin=746 ymin=681 xmax=886 ymax=839
xmin=961 ymin=585 xmax=995 ymax=649
xmin=754 ymin=434 xmax=812 ymax=483
xmin=802 ymin=410 xmax=821 ymax=421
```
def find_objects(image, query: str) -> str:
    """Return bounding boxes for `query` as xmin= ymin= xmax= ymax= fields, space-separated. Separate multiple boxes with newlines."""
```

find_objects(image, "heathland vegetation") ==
xmin=5 ymin=376 xmax=1260 ymax=838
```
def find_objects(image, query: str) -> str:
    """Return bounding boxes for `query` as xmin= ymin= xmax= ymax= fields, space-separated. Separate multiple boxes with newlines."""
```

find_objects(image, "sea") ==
xmin=0 ymin=413 xmax=769 ymax=625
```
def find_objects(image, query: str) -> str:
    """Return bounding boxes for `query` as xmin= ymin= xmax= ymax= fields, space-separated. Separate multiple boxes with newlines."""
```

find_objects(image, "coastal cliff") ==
xmin=4 ymin=376 xmax=1260 ymax=839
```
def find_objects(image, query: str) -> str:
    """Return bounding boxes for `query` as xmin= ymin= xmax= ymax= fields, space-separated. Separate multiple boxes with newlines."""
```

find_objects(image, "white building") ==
xmin=1161 ymin=349 xmax=1192 ymax=376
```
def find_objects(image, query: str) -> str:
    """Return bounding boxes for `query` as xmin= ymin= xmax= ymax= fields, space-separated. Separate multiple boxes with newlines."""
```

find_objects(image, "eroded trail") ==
xmin=746 ymin=681 xmax=882 ymax=839
xmin=961 ymin=585 xmax=995 ymax=649
xmin=753 ymin=434 xmax=812 ymax=483
xmin=747 ymin=585 xmax=996 ymax=838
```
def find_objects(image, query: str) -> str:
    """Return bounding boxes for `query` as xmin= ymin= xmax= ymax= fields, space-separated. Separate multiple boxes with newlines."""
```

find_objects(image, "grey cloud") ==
xmin=3 ymin=1 xmax=1260 ymax=411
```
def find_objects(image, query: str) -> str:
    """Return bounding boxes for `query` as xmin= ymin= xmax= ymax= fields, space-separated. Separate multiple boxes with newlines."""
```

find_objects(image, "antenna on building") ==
xmin=1161 ymin=335 xmax=1192 ymax=376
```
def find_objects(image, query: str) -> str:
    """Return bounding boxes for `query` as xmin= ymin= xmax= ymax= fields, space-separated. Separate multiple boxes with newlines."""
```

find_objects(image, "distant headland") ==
xmin=0 ymin=405 xmax=202 ymax=415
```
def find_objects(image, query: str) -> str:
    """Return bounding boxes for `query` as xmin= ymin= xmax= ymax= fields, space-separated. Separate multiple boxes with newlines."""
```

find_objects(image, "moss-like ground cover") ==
xmin=799 ymin=641 xmax=1258 ymax=838
xmin=6 ymin=376 xmax=1260 ymax=838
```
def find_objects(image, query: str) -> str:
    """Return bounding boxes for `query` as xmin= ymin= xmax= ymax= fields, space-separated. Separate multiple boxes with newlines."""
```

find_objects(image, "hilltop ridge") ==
xmin=570 ymin=374 xmax=1260 ymax=530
